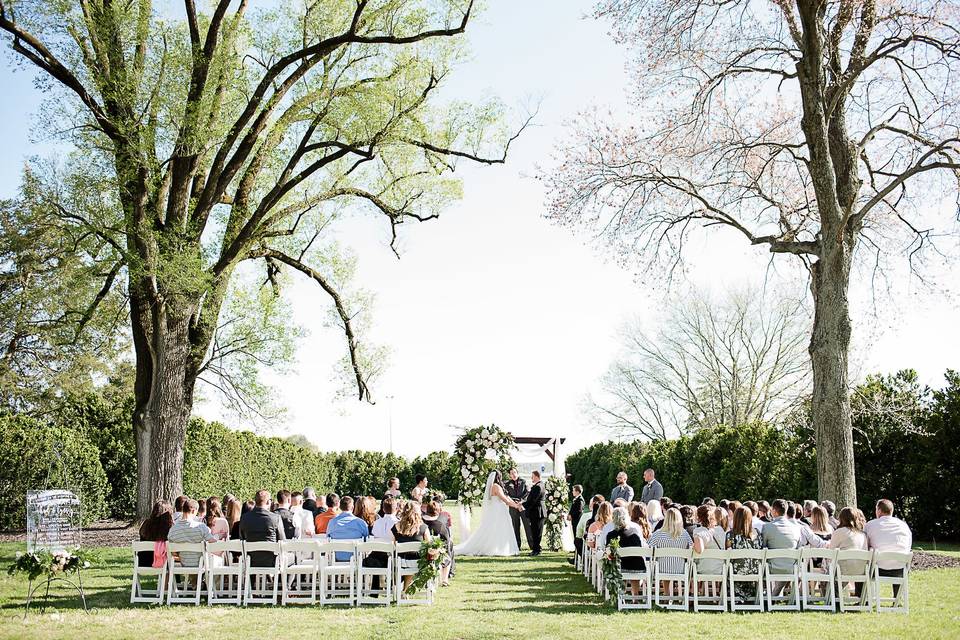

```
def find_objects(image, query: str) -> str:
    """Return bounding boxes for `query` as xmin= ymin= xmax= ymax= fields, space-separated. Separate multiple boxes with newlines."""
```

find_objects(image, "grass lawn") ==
xmin=2 ymin=504 xmax=959 ymax=640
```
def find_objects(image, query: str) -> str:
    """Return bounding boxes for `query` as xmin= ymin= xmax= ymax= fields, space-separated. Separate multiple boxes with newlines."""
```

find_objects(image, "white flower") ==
xmin=461 ymin=467 xmax=470 ymax=478
xmin=465 ymin=454 xmax=474 ymax=464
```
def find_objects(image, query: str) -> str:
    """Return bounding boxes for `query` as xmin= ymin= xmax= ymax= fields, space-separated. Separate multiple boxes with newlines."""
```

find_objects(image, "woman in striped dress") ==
xmin=648 ymin=508 xmax=693 ymax=597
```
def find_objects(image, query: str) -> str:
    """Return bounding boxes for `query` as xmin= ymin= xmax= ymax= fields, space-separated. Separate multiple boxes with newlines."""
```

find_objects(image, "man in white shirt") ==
xmin=371 ymin=497 xmax=399 ymax=540
xmin=167 ymin=498 xmax=219 ymax=567
xmin=864 ymin=499 xmax=912 ymax=595
xmin=290 ymin=492 xmax=315 ymax=538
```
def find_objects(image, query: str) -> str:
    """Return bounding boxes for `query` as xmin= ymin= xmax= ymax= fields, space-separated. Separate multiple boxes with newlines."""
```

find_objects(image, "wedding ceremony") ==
xmin=0 ymin=0 xmax=958 ymax=639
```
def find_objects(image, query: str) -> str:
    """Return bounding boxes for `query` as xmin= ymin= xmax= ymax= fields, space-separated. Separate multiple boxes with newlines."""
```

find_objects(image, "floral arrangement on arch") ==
xmin=454 ymin=425 xmax=515 ymax=507
xmin=543 ymin=475 xmax=570 ymax=551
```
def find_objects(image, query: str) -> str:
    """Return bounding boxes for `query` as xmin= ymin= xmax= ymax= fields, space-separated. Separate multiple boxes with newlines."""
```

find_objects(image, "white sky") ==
xmin=0 ymin=1 xmax=957 ymax=458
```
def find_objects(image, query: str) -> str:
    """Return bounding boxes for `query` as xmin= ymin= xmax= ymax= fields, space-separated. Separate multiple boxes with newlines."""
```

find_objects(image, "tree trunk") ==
xmin=808 ymin=236 xmax=858 ymax=508
xmin=131 ymin=289 xmax=198 ymax=519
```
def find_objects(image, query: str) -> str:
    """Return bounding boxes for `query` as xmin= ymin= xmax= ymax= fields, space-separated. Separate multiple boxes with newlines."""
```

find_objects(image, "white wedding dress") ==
xmin=454 ymin=472 xmax=519 ymax=557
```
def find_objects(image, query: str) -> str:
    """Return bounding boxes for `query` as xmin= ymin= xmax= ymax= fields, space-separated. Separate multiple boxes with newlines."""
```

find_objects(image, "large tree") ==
xmin=545 ymin=0 xmax=959 ymax=507
xmin=0 ymin=0 xmax=527 ymax=517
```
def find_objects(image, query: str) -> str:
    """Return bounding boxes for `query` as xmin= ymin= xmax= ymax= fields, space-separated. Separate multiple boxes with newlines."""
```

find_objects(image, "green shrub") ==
xmin=0 ymin=413 xmax=109 ymax=529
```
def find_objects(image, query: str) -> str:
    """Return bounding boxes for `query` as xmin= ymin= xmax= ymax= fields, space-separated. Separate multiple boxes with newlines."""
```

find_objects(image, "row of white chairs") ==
xmin=579 ymin=544 xmax=911 ymax=613
xmin=131 ymin=538 xmax=436 ymax=606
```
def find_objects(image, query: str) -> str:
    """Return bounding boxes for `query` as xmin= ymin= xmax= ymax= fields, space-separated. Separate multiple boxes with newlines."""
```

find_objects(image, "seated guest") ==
xmin=327 ymin=496 xmax=369 ymax=561
xmin=225 ymin=497 xmax=243 ymax=560
xmin=726 ymin=500 xmax=742 ymax=530
xmin=205 ymin=496 xmax=230 ymax=540
xmin=438 ymin=501 xmax=454 ymax=530
xmin=713 ymin=507 xmax=728 ymax=534
xmin=392 ymin=501 xmax=431 ymax=591
xmin=314 ymin=493 xmax=340 ymax=534
xmin=172 ymin=495 xmax=189 ymax=522
xmin=648 ymin=508 xmax=693 ymax=596
xmin=587 ymin=502 xmax=613 ymax=549
xmin=744 ymin=501 xmax=765 ymax=534
xmin=629 ymin=502 xmax=651 ymax=541
xmin=864 ymin=499 xmax=912 ymax=596
xmin=809 ymin=505 xmax=834 ymax=541
xmin=762 ymin=499 xmax=804 ymax=574
xmin=576 ymin=495 xmax=604 ymax=562
xmin=138 ymin=500 xmax=174 ymax=566
xmin=821 ymin=500 xmax=840 ymax=529
xmin=758 ymin=501 xmax=772 ymax=523
xmin=353 ymin=496 xmax=378 ymax=535
xmin=196 ymin=499 xmax=207 ymax=523
xmin=692 ymin=504 xmax=726 ymax=571
xmin=274 ymin=489 xmax=300 ymax=539
xmin=679 ymin=505 xmax=697 ymax=538
xmin=726 ymin=505 xmax=762 ymax=600
xmin=658 ymin=496 xmax=672 ymax=513
xmin=423 ymin=501 xmax=453 ymax=586
xmin=801 ymin=500 xmax=818 ymax=526
xmin=168 ymin=498 xmax=219 ymax=567
xmin=385 ymin=477 xmax=402 ymax=499
xmin=607 ymin=506 xmax=647 ymax=596
xmin=372 ymin=497 xmax=399 ymax=540
xmin=290 ymin=492 xmax=316 ymax=538
xmin=302 ymin=487 xmax=322 ymax=517
xmin=830 ymin=506 xmax=870 ymax=595
xmin=701 ymin=497 xmax=716 ymax=506
xmin=239 ymin=489 xmax=286 ymax=567
xmin=646 ymin=499 xmax=664 ymax=530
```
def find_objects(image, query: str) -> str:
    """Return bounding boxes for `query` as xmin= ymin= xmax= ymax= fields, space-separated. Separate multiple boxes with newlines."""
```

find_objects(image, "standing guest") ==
xmin=423 ymin=501 xmax=453 ymax=586
xmin=864 ymin=499 xmax=912 ymax=596
xmin=314 ymin=493 xmax=340 ymax=534
xmin=410 ymin=475 xmax=429 ymax=503
xmin=385 ymin=477 xmax=402 ymax=499
xmin=726 ymin=506 xmax=763 ymax=601
xmin=610 ymin=471 xmax=635 ymax=504
xmin=239 ymin=489 xmax=286 ymax=567
xmin=290 ymin=492 xmax=315 ymax=538
xmin=647 ymin=499 xmax=664 ymax=530
xmin=830 ymin=507 xmax=870 ymax=596
xmin=302 ymin=487 xmax=322 ymax=517
xmin=648 ymin=508 xmax=693 ymax=596
xmin=587 ymin=502 xmax=613 ymax=549
xmin=607 ymin=506 xmax=648 ymax=597
xmin=504 ymin=468 xmax=529 ymax=550
xmin=274 ymin=490 xmax=300 ymax=539
xmin=205 ymin=496 xmax=230 ymax=540
xmin=566 ymin=484 xmax=585 ymax=565
xmin=327 ymin=496 xmax=369 ymax=561
xmin=392 ymin=501 xmax=431 ymax=591
xmin=138 ymin=500 xmax=174 ymax=566
xmin=821 ymin=500 xmax=840 ymax=529
xmin=354 ymin=496 xmax=379 ymax=535
xmin=172 ymin=495 xmax=189 ymax=522
xmin=522 ymin=470 xmax=547 ymax=556
xmin=168 ymin=498 xmax=219 ymax=567
xmin=640 ymin=469 xmax=663 ymax=504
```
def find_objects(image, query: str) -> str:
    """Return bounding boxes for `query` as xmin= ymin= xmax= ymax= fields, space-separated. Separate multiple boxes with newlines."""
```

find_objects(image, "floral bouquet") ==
xmin=543 ymin=475 xmax=570 ymax=551
xmin=8 ymin=547 xmax=95 ymax=582
xmin=601 ymin=539 xmax=624 ymax=599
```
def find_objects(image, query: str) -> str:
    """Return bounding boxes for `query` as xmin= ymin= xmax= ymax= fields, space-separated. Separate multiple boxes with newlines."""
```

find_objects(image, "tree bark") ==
xmin=808 ymin=237 xmax=857 ymax=508
xmin=131 ymin=288 xmax=198 ymax=519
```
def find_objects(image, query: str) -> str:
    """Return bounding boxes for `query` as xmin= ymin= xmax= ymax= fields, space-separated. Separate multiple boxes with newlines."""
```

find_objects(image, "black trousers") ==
xmin=526 ymin=516 xmax=544 ymax=553
xmin=509 ymin=507 xmax=529 ymax=549
xmin=362 ymin=551 xmax=389 ymax=590
xmin=878 ymin=567 xmax=905 ymax=597
xmin=574 ymin=537 xmax=583 ymax=560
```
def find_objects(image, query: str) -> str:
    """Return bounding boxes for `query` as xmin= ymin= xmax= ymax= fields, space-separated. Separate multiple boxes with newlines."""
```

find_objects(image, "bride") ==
xmin=454 ymin=470 xmax=521 ymax=557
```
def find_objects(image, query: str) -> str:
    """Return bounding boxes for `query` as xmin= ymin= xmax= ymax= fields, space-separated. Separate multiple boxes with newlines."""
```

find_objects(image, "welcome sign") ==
xmin=26 ymin=490 xmax=82 ymax=553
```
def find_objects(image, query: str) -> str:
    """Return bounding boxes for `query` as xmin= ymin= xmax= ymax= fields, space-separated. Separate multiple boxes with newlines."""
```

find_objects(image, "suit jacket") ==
xmin=610 ymin=483 xmax=635 ymax=503
xmin=761 ymin=516 xmax=802 ymax=573
xmin=569 ymin=495 xmax=585 ymax=524
xmin=239 ymin=507 xmax=286 ymax=567
xmin=275 ymin=507 xmax=298 ymax=539
xmin=640 ymin=480 xmax=664 ymax=504
xmin=523 ymin=481 xmax=547 ymax=521
xmin=504 ymin=478 xmax=527 ymax=502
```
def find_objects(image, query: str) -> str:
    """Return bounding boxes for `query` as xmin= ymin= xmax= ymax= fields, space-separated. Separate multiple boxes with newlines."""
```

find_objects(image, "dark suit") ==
xmin=523 ymin=481 xmax=546 ymax=554
xmin=275 ymin=507 xmax=298 ymax=539
xmin=504 ymin=477 xmax=528 ymax=549
xmin=302 ymin=498 xmax=323 ymax=517
xmin=239 ymin=507 xmax=286 ymax=567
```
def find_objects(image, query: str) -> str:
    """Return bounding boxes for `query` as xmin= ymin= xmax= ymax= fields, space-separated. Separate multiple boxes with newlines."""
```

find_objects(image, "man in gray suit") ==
xmin=639 ymin=468 xmax=664 ymax=504
xmin=609 ymin=471 xmax=634 ymax=503
xmin=761 ymin=499 xmax=802 ymax=573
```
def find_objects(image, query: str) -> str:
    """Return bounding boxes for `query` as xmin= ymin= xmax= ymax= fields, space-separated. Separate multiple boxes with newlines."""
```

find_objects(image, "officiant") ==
xmin=504 ymin=468 xmax=528 ymax=549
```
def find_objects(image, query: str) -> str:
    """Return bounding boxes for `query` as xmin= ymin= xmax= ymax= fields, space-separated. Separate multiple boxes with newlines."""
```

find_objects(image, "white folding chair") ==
xmin=206 ymin=540 xmax=244 ymax=605
xmin=800 ymin=547 xmax=837 ymax=611
xmin=166 ymin=542 xmax=207 ymax=605
xmin=873 ymin=551 xmax=912 ymax=613
xmin=319 ymin=541 xmax=358 ymax=606
xmin=726 ymin=549 xmax=765 ymax=612
xmin=281 ymin=540 xmax=320 ymax=605
xmin=835 ymin=549 xmax=874 ymax=612
xmin=243 ymin=541 xmax=282 ymax=605
xmin=395 ymin=541 xmax=433 ymax=605
xmin=653 ymin=547 xmax=692 ymax=611
xmin=764 ymin=549 xmax=801 ymax=612
xmin=616 ymin=547 xmax=653 ymax=611
xmin=356 ymin=541 xmax=395 ymax=605
xmin=130 ymin=541 xmax=167 ymax=604
xmin=583 ymin=534 xmax=595 ymax=580
xmin=692 ymin=549 xmax=728 ymax=612
xmin=593 ymin=546 xmax=607 ymax=594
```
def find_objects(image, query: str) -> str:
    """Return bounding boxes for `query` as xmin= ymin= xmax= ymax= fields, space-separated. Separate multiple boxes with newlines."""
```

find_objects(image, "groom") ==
xmin=521 ymin=470 xmax=547 ymax=556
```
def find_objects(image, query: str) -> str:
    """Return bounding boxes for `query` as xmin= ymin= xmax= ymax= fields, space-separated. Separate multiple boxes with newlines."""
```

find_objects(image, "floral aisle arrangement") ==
xmin=8 ymin=547 xmax=94 ymax=582
xmin=601 ymin=539 xmax=624 ymax=599
xmin=543 ymin=475 xmax=570 ymax=551
xmin=405 ymin=537 xmax=448 ymax=594
xmin=454 ymin=425 xmax=515 ymax=507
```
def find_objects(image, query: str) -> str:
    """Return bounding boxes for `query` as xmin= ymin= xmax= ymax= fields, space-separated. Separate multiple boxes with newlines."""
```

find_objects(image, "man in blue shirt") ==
xmin=326 ymin=496 xmax=368 ymax=561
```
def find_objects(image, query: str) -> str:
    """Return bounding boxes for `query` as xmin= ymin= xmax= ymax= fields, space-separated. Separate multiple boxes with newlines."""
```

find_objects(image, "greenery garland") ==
xmin=454 ymin=425 xmax=515 ymax=507
xmin=8 ymin=547 xmax=95 ymax=582
xmin=601 ymin=539 xmax=624 ymax=599
xmin=405 ymin=537 xmax=448 ymax=595
xmin=543 ymin=475 xmax=569 ymax=551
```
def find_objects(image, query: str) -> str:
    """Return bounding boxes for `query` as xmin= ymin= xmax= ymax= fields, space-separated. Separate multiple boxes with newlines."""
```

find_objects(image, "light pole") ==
xmin=386 ymin=395 xmax=394 ymax=453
